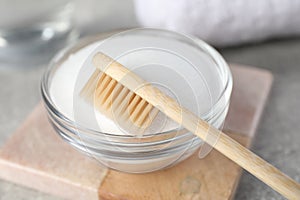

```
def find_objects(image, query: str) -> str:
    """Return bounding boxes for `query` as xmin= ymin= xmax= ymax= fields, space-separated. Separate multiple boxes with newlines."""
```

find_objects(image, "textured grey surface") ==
xmin=0 ymin=0 xmax=299 ymax=199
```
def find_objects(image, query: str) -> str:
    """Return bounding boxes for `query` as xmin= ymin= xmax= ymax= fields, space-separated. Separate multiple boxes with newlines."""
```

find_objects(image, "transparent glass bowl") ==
xmin=41 ymin=29 xmax=233 ymax=173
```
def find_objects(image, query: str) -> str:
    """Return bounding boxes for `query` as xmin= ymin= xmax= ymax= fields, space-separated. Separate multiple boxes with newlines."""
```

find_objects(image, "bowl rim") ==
xmin=41 ymin=28 xmax=233 ymax=139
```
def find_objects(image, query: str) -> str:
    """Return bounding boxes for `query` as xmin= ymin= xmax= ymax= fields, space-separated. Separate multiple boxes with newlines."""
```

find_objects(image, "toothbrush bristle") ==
xmin=80 ymin=70 xmax=159 ymax=134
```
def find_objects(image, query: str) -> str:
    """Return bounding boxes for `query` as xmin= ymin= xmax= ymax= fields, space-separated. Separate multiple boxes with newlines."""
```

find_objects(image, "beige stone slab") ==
xmin=0 ymin=105 xmax=107 ymax=200
xmin=224 ymin=64 xmax=273 ymax=137
xmin=0 ymin=64 xmax=273 ymax=200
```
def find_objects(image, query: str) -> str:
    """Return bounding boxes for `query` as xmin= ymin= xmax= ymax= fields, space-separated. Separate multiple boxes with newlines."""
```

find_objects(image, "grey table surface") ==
xmin=0 ymin=0 xmax=299 ymax=199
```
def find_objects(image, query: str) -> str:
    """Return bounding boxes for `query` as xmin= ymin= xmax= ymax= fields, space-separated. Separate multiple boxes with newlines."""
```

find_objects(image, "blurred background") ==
xmin=0 ymin=0 xmax=300 ymax=199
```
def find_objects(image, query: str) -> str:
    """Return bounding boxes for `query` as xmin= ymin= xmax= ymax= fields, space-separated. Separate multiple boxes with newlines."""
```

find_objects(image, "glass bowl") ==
xmin=41 ymin=28 xmax=232 ymax=173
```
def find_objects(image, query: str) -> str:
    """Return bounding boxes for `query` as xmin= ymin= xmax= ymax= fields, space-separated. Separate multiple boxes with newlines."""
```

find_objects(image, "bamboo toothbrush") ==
xmin=81 ymin=52 xmax=300 ymax=199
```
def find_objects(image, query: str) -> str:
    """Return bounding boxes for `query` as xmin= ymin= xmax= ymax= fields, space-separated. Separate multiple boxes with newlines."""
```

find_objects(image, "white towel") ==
xmin=134 ymin=0 xmax=300 ymax=47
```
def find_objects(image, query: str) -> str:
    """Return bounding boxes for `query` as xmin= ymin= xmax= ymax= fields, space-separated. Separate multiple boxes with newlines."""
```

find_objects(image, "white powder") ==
xmin=50 ymin=33 xmax=223 ymax=135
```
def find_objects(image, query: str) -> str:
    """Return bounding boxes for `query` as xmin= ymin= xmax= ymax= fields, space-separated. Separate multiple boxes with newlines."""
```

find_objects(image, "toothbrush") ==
xmin=81 ymin=52 xmax=300 ymax=199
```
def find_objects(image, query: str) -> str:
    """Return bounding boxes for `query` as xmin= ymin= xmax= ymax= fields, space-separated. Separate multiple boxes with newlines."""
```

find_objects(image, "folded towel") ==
xmin=134 ymin=0 xmax=300 ymax=46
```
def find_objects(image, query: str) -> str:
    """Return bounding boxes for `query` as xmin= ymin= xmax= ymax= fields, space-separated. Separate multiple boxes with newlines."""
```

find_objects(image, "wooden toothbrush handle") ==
xmin=156 ymin=97 xmax=300 ymax=200
xmin=207 ymin=127 xmax=300 ymax=200
xmin=93 ymin=52 xmax=300 ymax=199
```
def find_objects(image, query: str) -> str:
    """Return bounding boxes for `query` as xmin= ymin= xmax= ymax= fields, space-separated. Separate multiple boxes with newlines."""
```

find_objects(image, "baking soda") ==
xmin=50 ymin=33 xmax=223 ymax=135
